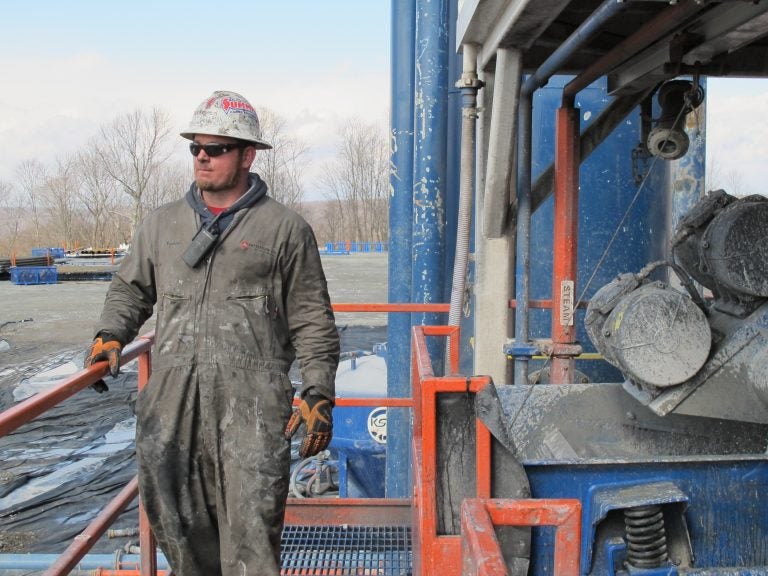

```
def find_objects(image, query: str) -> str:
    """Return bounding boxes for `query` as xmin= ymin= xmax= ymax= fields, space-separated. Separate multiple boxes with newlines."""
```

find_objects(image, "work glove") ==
xmin=284 ymin=394 xmax=333 ymax=458
xmin=84 ymin=333 xmax=123 ymax=393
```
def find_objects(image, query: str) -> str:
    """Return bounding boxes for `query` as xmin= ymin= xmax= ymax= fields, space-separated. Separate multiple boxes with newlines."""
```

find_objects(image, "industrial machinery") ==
xmin=586 ymin=190 xmax=768 ymax=425
xmin=385 ymin=0 xmax=768 ymax=573
xmin=3 ymin=1 xmax=768 ymax=575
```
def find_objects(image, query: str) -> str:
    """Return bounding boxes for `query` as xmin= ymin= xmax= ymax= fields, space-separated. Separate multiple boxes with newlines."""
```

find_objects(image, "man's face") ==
xmin=191 ymin=134 xmax=251 ymax=194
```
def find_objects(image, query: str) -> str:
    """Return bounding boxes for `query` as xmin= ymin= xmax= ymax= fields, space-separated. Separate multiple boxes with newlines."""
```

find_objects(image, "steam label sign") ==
xmin=367 ymin=407 xmax=387 ymax=444
xmin=560 ymin=280 xmax=575 ymax=326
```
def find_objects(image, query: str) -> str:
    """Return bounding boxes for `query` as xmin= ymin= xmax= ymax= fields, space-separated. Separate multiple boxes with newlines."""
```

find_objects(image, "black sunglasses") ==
xmin=189 ymin=142 xmax=245 ymax=157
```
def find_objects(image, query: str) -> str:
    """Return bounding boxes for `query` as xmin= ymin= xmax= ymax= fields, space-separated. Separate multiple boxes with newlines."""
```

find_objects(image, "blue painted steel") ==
xmin=387 ymin=0 xmax=416 ymax=498
xmin=31 ymin=247 xmax=66 ymax=258
xmin=524 ymin=0 xmax=627 ymax=96
xmin=411 ymin=0 xmax=449 ymax=354
xmin=332 ymin=436 xmax=386 ymax=498
xmin=669 ymin=79 xmax=707 ymax=234
xmin=524 ymin=459 xmax=768 ymax=575
xmin=527 ymin=76 xmax=671 ymax=382
xmin=332 ymin=399 xmax=386 ymax=497
xmin=604 ymin=539 xmax=681 ymax=576
xmin=0 ymin=553 xmax=170 ymax=570
xmin=585 ymin=481 xmax=689 ymax=573
xmin=10 ymin=266 xmax=58 ymax=285
xmin=502 ymin=341 xmax=540 ymax=358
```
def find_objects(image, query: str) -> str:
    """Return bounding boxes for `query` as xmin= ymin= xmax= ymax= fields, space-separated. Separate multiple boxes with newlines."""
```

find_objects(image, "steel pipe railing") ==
xmin=410 ymin=324 xmax=583 ymax=575
xmin=2 ymin=304 xmax=585 ymax=575
xmin=0 ymin=303 xmax=443 ymax=575
xmin=460 ymin=498 xmax=582 ymax=576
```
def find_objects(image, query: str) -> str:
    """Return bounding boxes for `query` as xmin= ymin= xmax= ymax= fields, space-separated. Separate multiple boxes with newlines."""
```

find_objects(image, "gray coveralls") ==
xmin=96 ymin=174 xmax=339 ymax=576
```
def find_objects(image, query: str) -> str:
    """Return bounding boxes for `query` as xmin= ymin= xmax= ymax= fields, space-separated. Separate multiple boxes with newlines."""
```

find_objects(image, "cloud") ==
xmin=0 ymin=50 xmax=389 ymax=198
xmin=705 ymin=80 xmax=768 ymax=196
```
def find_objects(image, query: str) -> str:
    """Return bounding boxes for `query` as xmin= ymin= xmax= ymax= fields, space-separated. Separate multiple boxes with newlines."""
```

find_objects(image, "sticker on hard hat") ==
xmin=367 ymin=407 xmax=387 ymax=444
xmin=221 ymin=97 xmax=256 ymax=115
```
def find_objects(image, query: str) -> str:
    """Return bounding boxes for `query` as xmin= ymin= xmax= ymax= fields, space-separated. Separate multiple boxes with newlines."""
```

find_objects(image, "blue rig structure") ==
xmin=2 ymin=2 xmax=768 ymax=575
xmin=383 ymin=0 xmax=768 ymax=574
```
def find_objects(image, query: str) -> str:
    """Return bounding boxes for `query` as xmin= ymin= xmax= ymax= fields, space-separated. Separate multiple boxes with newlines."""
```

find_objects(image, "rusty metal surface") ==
xmin=551 ymin=106 xmax=581 ymax=384
xmin=42 ymin=477 xmax=139 ymax=576
xmin=461 ymin=498 xmax=581 ymax=576
xmin=284 ymin=498 xmax=411 ymax=527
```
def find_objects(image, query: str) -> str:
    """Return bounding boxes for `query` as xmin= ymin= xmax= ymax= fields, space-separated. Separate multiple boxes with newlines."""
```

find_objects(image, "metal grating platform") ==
xmin=280 ymin=525 xmax=412 ymax=575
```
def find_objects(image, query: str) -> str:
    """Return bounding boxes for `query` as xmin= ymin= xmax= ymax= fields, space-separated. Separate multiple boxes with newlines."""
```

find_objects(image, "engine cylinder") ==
xmin=588 ymin=281 xmax=711 ymax=387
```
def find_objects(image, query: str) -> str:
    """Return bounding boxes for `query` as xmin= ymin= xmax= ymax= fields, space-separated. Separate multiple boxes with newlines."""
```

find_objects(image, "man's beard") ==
xmin=196 ymin=169 xmax=239 ymax=192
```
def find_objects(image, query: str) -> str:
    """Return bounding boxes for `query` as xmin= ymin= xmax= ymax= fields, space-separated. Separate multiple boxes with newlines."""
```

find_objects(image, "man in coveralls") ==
xmin=85 ymin=90 xmax=340 ymax=575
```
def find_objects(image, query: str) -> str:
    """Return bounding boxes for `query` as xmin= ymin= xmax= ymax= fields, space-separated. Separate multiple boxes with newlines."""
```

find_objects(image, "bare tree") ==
xmin=252 ymin=108 xmax=309 ymax=211
xmin=320 ymin=118 xmax=389 ymax=242
xmin=95 ymin=108 xmax=173 ymax=234
xmin=0 ymin=180 xmax=23 ymax=257
xmin=706 ymin=156 xmax=750 ymax=197
xmin=76 ymin=146 xmax=122 ymax=248
xmin=15 ymin=160 xmax=47 ymax=246
xmin=143 ymin=160 xmax=190 ymax=211
xmin=40 ymin=158 xmax=79 ymax=249
xmin=724 ymin=169 xmax=748 ymax=197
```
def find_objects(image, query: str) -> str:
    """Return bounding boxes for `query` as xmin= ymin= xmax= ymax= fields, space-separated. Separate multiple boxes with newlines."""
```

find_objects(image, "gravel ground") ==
xmin=0 ymin=252 xmax=389 ymax=368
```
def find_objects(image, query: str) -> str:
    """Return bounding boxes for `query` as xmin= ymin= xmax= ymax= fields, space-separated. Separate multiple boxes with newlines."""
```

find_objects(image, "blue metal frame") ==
xmin=387 ymin=0 xmax=416 ymax=498
xmin=411 ymin=0 xmax=449 ymax=360
xmin=524 ymin=459 xmax=768 ymax=575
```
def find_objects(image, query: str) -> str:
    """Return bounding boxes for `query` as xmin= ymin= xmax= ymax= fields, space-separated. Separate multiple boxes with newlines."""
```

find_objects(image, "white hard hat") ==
xmin=180 ymin=90 xmax=272 ymax=149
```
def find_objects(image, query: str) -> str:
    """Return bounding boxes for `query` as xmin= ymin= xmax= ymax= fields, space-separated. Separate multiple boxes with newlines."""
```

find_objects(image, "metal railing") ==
xmin=0 ymin=303 xmax=584 ymax=575
xmin=0 ymin=303 xmax=444 ymax=575
xmin=409 ymin=324 xmax=582 ymax=575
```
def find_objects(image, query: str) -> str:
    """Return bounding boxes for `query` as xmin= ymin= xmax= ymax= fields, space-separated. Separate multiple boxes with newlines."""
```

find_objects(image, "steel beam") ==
xmin=550 ymin=107 xmax=581 ymax=384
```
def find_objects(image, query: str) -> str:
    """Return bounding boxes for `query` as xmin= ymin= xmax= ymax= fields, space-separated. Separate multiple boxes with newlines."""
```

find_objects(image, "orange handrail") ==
xmin=0 ymin=334 xmax=154 ymax=437
xmin=333 ymin=302 xmax=449 ymax=313
xmin=0 ymin=304 xmax=587 ymax=576
xmin=460 ymin=499 xmax=582 ymax=576
xmin=43 ymin=478 xmax=140 ymax=576
xmin=409 ymin=324 xmax=584 ymax=575
xmin=0 ymin=304 xmax=443 ymax=576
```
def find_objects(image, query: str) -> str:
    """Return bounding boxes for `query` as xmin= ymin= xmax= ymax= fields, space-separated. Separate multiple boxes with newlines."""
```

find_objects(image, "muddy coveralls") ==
xmin=95 ymin=174 xmax=340 ymax=576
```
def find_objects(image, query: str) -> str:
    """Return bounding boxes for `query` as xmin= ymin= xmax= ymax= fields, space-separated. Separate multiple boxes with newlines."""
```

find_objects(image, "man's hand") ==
xmin=284 ymin=394 xmax=333 ymax=457
xmin=84 ymin=334 xmax=123 ymax=393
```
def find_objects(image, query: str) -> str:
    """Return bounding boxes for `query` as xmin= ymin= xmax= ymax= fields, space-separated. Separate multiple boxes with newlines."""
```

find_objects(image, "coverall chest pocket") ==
xmin=222 ymin=289 xmax=281 ymax=361
xmin=156 ymin=292 xmax=195 ymax=361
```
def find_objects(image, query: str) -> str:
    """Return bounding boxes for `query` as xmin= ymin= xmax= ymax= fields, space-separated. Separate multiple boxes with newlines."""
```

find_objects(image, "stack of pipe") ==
xmin=0 ymin=256 xmax=55 ymax=278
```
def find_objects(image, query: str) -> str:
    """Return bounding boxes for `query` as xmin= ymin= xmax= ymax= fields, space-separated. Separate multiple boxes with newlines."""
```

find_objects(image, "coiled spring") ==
xmin=624 ymin=504 xmax=668 ymax=568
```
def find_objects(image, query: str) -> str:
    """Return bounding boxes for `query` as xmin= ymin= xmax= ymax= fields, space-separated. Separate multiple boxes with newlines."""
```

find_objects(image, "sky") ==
xmin=1 ymin=1 xmax=767 ymax=200
xmin=705 ymin=77 xmax=768 ymax=196
xmin=0 ymin=1 xmax=391 ymax=200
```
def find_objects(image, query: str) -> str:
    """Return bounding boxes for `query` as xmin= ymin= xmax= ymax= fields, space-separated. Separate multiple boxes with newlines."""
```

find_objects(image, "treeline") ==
xmin=0 ymin=108 xmax=389 ymax=257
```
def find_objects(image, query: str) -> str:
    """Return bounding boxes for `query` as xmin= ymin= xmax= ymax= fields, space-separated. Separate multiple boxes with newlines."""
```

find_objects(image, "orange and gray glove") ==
xmin=84 ymin=333 xmax=123 ymax=393
xmin=284 ymin=394 xmax=333 ymax=458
